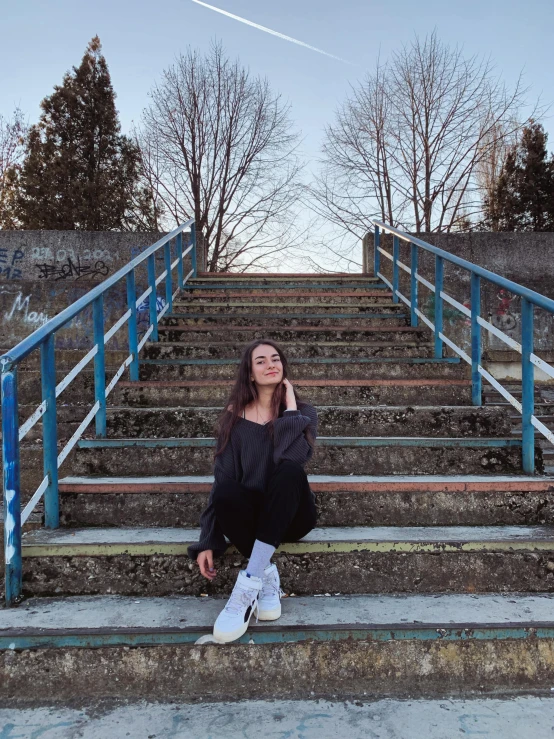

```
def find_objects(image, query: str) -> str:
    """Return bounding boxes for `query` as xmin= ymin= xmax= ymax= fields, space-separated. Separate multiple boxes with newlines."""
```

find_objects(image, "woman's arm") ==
xmin=187 ymin=442 xmax=236 ymax=561
xmin=273 ymin=402 xmax=318 ymax=466
xmin=186 ymin=484 xmax=227 ymax=561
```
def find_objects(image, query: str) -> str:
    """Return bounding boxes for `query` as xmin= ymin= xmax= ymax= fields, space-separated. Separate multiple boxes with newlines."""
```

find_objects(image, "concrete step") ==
xmin=58 ymin=475 xmax=554 ymax=529
xmin=164 ymin=311 xmax=408 ymax=327
xmin=36 ymin=404 xmax=509 ymax=446
xmin=145 ymin=341 xmax=435 ymax=360
xmin=8 ymin=446 xmax=55 ymax=503
xmin=495 ymin=403 xmax=554 ymax=415
xmin=19 ymin=525 xmax=554 ymax=597
xmin=149 ymin=325 xmax=427 ymax=345
xmin=175 ymin=289 xmax=393 ymax=303
xmin=485 ymin=390 xmax=546 ymax=403
xmin=4 ymin=696 xmax=554 ymax=731
xmin=170 ymin=302 xmax=400 ymax=314
xmin=543 ymin=449 xmax=554 ymax=475
xmin=16 ymin=370 xmax=97 ymax=406
xmin=511 ymin=417 xmax=554 ymax=436
xmin=115 ymin=377 xmax=473 ymax=407
xmin=188 ymin=273 xmax=382 ymax=285
xmin=3 ymin=594 xmax=554 ymax=701
xmin=14 ymin=358 xmax=466 ymax=406
xmin=101 ymin=405 xmax=512 ymax=439
xmin=71 ymin=436 xmax=529 ymax=477
xmin=137 ymin=357 xmax=465 ymax=382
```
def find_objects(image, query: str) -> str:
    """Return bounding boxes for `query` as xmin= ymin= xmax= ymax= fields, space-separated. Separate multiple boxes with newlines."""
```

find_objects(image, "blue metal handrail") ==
xmin=2 ymin=220 xmax=196 ymax=606
xmin=370 ymin=221 xmax=554 ymax=476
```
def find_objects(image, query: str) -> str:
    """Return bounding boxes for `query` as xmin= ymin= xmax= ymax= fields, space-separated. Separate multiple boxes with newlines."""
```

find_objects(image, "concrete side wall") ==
xmin=377 ymin=232 xmax=554 ymax=362
xmin=0 ymin=231 xmax=195 ymax=358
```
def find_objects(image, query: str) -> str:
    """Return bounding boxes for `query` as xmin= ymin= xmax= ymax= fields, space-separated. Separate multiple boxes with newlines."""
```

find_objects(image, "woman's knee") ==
xmin=212 ymin=480 xmax=243 ymax=514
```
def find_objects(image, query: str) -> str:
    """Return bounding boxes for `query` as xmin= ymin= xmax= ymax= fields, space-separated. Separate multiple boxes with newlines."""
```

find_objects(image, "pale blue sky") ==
xmin=2 ymin=0 xmax=553 ymax=169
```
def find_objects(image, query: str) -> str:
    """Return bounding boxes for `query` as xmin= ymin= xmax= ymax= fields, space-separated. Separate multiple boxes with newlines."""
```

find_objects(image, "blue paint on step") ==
xmin=77 ymin=437 xmax=521 ymax=449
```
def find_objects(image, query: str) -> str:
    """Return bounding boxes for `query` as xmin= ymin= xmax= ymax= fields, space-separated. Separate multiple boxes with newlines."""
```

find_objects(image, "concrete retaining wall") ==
xmin=374 ymin=232 xmax=554 ymax=374
xmin=2 ymin=229 xmax=554 ymax=370
xmin=0 ymin=231 xmax=197 ymax=362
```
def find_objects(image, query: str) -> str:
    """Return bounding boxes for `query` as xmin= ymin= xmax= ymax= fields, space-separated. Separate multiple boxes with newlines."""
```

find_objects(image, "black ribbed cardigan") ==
xmin=187 ymin=402 xmax=318 ymax=560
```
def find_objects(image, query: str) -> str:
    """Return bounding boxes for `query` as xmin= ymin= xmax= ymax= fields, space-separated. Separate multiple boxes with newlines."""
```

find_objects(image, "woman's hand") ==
xmin=197 ymin=550 xmax=217 ymax=580
xmin=282 ymin=378 xmax=297 ymax=411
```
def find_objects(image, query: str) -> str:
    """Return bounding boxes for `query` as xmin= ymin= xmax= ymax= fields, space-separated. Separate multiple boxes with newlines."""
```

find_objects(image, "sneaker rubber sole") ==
xmin=257 ymin=604 xmax=282 ymax=621
xmin=213 ymin=603 xmax=259 ymax=643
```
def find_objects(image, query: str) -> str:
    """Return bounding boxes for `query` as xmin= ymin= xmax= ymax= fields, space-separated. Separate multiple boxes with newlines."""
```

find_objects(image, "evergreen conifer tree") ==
xmin=485 ymin=122 xmax=554 ymax=231
xmin=17 ymin=37 xmax=158 ymax=230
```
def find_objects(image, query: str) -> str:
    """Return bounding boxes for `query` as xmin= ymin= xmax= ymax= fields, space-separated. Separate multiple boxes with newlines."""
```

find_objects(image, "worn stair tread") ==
xmin=151 ymin=341 xmax=432 ymax=349
xmin=183 ymin=283 xmax=389 ymax=290
xmin=171 ymin=302 xmax=400 ymax=308
xmin=139 ymin=357 xmax=461 ymax=366
xmin=166 ymin=312 xmax=407 ymax=319
xmin=102 ymin=404 xmax=496 ymax=412
xmin=58 ymin=474 xmax=554 ymax=493
xmin=191 ymin=274 xmax=381 ymax=280
xmin=121 ymin=378 xmax=470 ymax=387
xmin=154 ymin=325 xmax=425 ymax=333
xmin=3 ymin=593 xmax=554 ymax=639
xmin=21 ymin=525 xmax=554 ymax=555
xmin=77 ymin=436 xmax=522 ymax=448
xmin=122 ymin=377 xmax=471 ymax=388
xmin=176 ymin=290 xmax=392 ymax=297
xmin=185 ymin=284 xmax=384 ymax=290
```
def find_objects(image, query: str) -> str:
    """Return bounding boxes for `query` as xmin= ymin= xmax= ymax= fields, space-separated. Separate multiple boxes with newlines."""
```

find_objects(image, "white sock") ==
xmin=246 ymin=540 xmax=275 ymax=580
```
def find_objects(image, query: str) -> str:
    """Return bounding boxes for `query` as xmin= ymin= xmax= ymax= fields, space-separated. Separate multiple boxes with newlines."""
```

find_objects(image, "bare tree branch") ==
xmin=136 ymin=42 xmax=304 ymax=271
xmin=310 ymin=32 xmax=538 ymax=240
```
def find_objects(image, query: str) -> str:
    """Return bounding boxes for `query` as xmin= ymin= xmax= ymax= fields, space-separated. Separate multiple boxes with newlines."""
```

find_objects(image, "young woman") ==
xmin=188 ymin=339 xmax=318 ymax=643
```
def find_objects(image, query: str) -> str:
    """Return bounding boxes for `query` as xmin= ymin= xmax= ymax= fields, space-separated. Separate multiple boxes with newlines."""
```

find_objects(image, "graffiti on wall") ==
xmin=1 ymin=287 xmax=50 ymax=327
xmin=36 ymin=257 xmax=110 ymax=281
xmin=423 ymin=294 xmax=471 ymax=326
xmin=0 ymin=248 xmax=25 ymax=280
xmin=491 ymin=289 xmax=518 ymax=333
xmin=31 ymin=245 xmax=113 ymax=264
xmin=137 ymin=296 xmax=166 ymax=336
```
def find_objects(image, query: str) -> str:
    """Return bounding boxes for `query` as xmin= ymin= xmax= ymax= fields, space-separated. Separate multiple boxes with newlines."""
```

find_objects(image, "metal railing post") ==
xmin=176 ymin=232 xmax=184 ymax=289
xmin=164 ymin=239 xmax=173 ymax=314
xmin=1 ymin=360 xmax=22 ymax=606
xmin=126 ymin=270 xmax=139 ymax=382
xmin=434 ymin=255 xmax=444 ymax=358
xmin=521 ymin=297 xmax=535 ymax=473
xmin=41 ymin=335 xmax=59 ymax=527
xmin=392 ymin=235 xmax=400 ymax=304
xmin=362 ymin=232 xmax=370 ymax=274
xmin=374 ymin=224 xmax=380 ymax=276
xmin=191 ymin=223 xmax=198 ymax=279
xmin=93 ymin=295 xmax=107 ymax=437
xmin=147 ymin=254 xmax=159 ymax=341
xmin=410 ymin=243 xmax=418 ymax=327
xmin=470 ymin=273 xmax=482 ymax=406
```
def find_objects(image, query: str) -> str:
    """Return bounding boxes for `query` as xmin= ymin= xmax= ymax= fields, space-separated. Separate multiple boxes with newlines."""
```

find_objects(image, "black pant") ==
xmin=212 ymin=461 xmax=317 ymax=558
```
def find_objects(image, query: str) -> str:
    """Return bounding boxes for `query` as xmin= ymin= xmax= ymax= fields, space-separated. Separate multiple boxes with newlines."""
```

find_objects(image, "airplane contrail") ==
xmin=191 ymin=0 xmax=353 ymax=65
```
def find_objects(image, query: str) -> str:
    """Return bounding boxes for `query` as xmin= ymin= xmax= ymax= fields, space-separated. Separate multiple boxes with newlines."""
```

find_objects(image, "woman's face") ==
xmin=250 ymin=344 xmax=283 ymax=387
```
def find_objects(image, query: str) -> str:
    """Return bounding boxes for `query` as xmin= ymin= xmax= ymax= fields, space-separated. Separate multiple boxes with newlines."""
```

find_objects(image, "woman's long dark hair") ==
xmin=215 ymin=339 xmax=314 ymax=457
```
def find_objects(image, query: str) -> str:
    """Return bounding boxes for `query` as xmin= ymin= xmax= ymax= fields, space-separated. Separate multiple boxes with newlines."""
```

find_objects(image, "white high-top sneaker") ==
xmin=258 ymin=563 xmax=283 ymax=621
xmin=213 ymin=570 xmax=262 ymax=643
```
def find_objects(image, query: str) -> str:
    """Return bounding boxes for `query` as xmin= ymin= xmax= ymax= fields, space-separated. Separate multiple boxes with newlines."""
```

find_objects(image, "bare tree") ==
xmin=137 ymin=43 xmax=304 ymax=271
xmin=0 ymin=108 xmax=26 ymax=228
xmin=309 ymin=63 xmax=402 ymax=241
xmin=312 ymin=32 xmax=532 ymax=237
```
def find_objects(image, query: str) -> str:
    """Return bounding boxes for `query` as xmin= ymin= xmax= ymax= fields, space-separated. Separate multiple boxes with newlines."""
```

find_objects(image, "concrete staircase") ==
xmin=4 ymin=273 xmax=554 ymax=703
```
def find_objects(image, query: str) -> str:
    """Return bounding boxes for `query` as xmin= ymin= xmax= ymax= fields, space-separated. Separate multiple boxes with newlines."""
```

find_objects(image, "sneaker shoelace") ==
xmin=225 ymin=582 xmax=259 ymax=622
xmin=262 ymin=575 xmax=284 ymax=600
